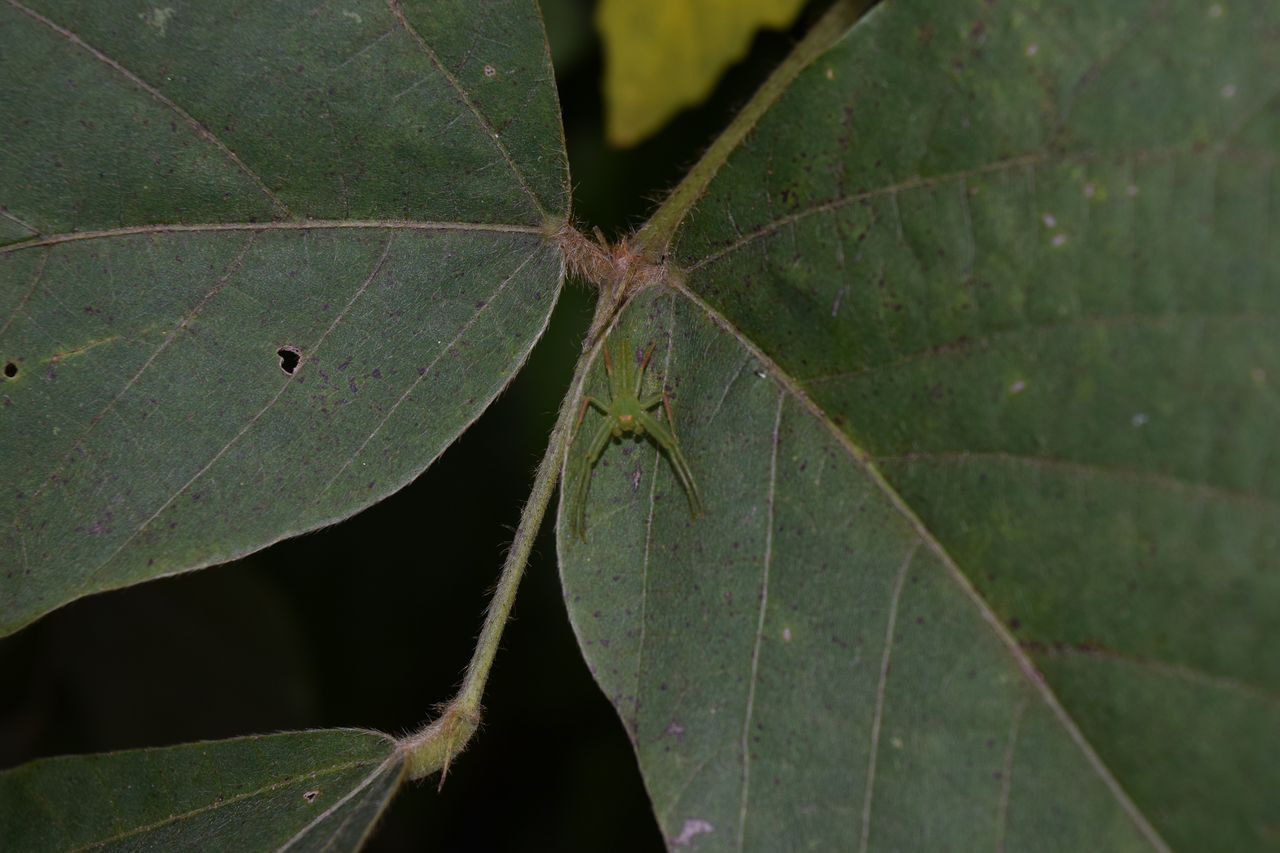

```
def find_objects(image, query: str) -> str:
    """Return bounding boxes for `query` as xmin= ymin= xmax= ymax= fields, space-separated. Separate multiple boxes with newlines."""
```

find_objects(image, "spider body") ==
xmin=570 ymin=336 xmax=703 ymax=539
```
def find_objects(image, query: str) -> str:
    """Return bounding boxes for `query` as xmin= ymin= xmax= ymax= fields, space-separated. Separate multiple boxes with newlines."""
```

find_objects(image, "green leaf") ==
xmin=560 ymin=0 xmax=1279 ymax=849
xmin=0 ymin=0 xmax=568 ymax=635
xmin=0 ymin=730 xmax=403 ymax=850
xmin=597 ymin=0 xmax=807 ymax=147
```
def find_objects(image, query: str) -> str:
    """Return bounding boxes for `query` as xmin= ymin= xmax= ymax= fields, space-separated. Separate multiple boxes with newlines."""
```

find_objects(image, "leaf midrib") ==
xmin=0 ymin=220 xmax=547 ymax=255
xmin=59 ymin=749 xmax=397 ymax=851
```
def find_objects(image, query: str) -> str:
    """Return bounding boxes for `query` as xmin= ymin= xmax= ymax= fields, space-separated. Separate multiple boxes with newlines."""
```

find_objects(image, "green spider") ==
xmin=570 ymin=335 xmax=704 ymax=540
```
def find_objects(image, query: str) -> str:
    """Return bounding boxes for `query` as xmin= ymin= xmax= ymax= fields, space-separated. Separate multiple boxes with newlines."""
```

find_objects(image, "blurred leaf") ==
xmin=0 ymin=730 xmax=402 ymax=850
xmin=0 ymin=0 xmax=568 ymax=636
xmin=598 ymin=0 xmax=806 ymax=147
xmin=561 ymin=0 xmax=1279 ymax=849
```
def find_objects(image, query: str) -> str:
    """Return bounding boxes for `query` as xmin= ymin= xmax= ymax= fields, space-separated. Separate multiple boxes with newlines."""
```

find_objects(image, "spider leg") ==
xmin=573 ymin=417 xmax=616 ymax=540
xmin=601 ymin=341 xmax=614 ymax=378
xmin=662 ymin=389 xmax=679 ymax=441
xmin=636 ymin=410 xmax=704 ymax=519
xmin=574 ymin=395 xmax=610 ymax=431
xmin=636 ymin=342 xmax=656 ymax=397
xmin=639 ymin=389 xmax=680 ymax=440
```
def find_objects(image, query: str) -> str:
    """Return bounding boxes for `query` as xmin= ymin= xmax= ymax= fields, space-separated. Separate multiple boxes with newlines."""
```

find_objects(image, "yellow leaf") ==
xmin=598 ymin=0 xmax=808 ymax=147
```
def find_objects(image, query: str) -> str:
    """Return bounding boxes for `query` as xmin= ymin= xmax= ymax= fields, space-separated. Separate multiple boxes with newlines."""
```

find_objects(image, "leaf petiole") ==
xmin=399 ymin=234 xmax=627 ymax=782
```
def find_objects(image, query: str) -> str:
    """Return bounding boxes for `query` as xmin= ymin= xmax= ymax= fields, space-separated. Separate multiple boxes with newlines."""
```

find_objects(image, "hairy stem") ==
xmin=635 ymin=0 xmax=873 ymax=255
xmin=399 ymin=252 xmax=624 ymax=781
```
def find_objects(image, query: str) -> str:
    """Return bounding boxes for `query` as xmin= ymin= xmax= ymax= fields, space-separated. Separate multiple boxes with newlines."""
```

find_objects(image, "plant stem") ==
xmin=400 ymin=264 xmax=624 ymax=782
xmin=635 ymin=0 xmax=873 ymax=255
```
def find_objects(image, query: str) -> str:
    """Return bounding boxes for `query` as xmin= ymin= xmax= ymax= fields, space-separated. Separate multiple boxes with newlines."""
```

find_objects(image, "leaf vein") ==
xmin=1031 ymin=644 xmax=1280 ymax=708
xmin=876 ymin=451 xmax=1279 ymax=512
xmin=735 ymin=387 xmax=785 ymax=851
xmin=0 ymin=219 xmax=545 ymax=255
xmin=385 ymin=0 xmax=546 ymax=220
xmin=633 ymin=310 xmax=678 ymax=735
xmin=277 ymin=756 xmax=402 ymax=851
xmin=801 ymin=311 xmax=1279 ymax=388
xmin=0 ymin=246 xmax=50 ymax=339
xmin=0 ymin=206 xmax=39 ymax=236
xmin=665 ymin=273 xmax=1171 ymax=851
xmin=859 ymin=541 xmax=918 ymax=853
xmin=313 ymin=243 xmax=544 ymax=500
xmin=993 ymin=698 xmax=1028 ymax=853
xmin=684 ymin=144 xmax=1273 ymax=274
xmin=4 ymin=0 xmax=291 ymax=219
xmin=11 ymin=235 xmax=257 ymax=537
xmin=81 ymin=235 xmax=395 ymax=586
xmin=68 ymin=754 xmax=389 ymax=852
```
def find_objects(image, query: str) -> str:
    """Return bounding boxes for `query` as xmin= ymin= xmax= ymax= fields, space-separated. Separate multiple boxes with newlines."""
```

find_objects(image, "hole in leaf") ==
xmin=277 ymin=346 xmax=301 ymax=375
xmin=2 ymin=361 xmax=17 ymax=379
xmin=303 ymin=789 xmax=319 ymax=803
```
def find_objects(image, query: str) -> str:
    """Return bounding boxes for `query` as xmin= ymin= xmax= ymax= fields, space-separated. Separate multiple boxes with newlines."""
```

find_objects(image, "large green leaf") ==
xmin=0 ymin=730 xmax=403 ymax=850
xmin=560 ymin=0 xmax=1278 ymax=849
xmin=0 ymin=0 xmax=568 ymax=635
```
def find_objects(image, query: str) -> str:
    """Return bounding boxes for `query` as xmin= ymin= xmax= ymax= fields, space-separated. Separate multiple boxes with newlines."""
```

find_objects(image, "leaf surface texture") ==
xmin=560 ymin=0 xmax=1280 ymax=848
xmin=0 ymin=0 xmax=569 ymax=634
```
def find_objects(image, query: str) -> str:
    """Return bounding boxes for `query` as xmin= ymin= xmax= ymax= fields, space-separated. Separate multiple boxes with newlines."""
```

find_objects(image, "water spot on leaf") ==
xmin=672 ymin=819 xmax=714 ymax=846
xmin=277 ymin=346 xmax=301 ymax=375
xmin=1041 ymin=213 xmax=1057 ymax=228
xmin=139 ymin=7 xmax=176 ymax=36
xmin=1131 ymin=412 xmax=1150 ymax=427
xmin=1008 ymin=379 xmax=1027 ymax=395
xmin=1051 ymin=233 xmax=1069 ymax=248
xmin=1221 ymin=83 xmax=1237 ymax=99
xmin=1025 ymin=42 xmax=1039 ymax=57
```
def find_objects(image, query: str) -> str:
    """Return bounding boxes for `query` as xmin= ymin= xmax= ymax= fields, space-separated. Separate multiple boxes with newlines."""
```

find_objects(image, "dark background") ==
xmin=0 ymin=2 xmax=826 ymax=849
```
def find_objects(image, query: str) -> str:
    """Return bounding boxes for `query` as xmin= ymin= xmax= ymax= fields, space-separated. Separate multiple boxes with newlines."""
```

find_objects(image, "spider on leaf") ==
xmin=569 ymin=335 xmax=704 ymax=540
